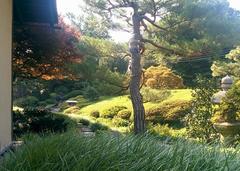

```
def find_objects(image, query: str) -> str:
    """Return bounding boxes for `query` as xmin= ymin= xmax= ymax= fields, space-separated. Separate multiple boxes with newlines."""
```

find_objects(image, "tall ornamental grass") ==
xmin=1 ymin=132 xmax=240 ymax=171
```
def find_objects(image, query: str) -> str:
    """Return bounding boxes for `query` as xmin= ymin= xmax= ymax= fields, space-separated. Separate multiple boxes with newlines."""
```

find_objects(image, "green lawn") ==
xmin=62 ymin=89 xmax=192 ymax=133
xmin=72 ymin=89 xmax=192 ymax=115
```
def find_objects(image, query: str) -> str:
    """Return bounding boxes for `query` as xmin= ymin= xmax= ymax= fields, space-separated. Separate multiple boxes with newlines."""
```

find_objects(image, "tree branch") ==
xmin=142 ymin=38 xmax=184 ymax=56
xmin=142 ymin=16 xmax=168 ymax=31
xmin=107 ymin=3 xmax=132 ymax=11
xmin=141 ymin=20 xmax=152 ymax=34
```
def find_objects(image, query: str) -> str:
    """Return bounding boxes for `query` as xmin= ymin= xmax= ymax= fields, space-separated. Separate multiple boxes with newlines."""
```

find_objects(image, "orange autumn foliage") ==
xmin=144 ymin=66 xmax=184 ymax=89
xmin=13 ymin=17 xmax=82 ymax=80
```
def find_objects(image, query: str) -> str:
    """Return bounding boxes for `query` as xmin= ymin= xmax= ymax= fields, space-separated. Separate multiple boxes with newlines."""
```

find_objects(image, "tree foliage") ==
xmin=186 ymin=76 xmax=217 ymax=142
xmin=13 ymin=18 xmax=82 ymax=80
xmin=67 ymin=12 xmax=112 ymax=39
xmin=144 ymin=66 xmax=184 ymax=89
xmin=211 ymin=46 xmax=240 ymax=78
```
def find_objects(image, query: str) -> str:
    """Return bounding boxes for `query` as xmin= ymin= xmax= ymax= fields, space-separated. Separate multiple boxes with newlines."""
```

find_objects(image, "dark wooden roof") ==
xmin=14 ymin=0 xmax=58 ymax=26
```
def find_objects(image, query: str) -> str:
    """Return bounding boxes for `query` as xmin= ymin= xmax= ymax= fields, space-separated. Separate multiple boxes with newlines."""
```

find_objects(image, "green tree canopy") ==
xmin=211 ymin=46 xmax=240 ymax=78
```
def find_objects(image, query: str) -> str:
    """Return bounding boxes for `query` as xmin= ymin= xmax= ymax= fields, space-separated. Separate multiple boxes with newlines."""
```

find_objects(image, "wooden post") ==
xmin=0 ymin=0 xmax=12 ymax=151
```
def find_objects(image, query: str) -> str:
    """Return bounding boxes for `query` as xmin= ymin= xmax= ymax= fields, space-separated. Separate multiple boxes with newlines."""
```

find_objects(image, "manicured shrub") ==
xmin=146 ymin=100 xmax=191 ymax=127
xmin=59 ymin=102 xmax=69 ymax=111
xmin=73 ymin=95 xmax=92 ymax=108
xmin=90 ymin=122 xmax=108 ymax=132
xmin=13 ymin=108 xmax=69 ymax=138
xmin=54 ymin=85 xmax=69 ymax=94
xmin=64 ymin=90 xmax=83 ymax=100
xmin=49 ymin=93 xmax=58 ymax=99
xmin=117 ymin=109 xmax=131 ymax=120
xmin=141 ymin=87 xmax=171 ymax=103
xmin=79 ymin=118 xmax=90 ymax=126
xmin=63 ymin=106 xmax=80 ymax=114
xmin=148 ymin=123 xmax=187 ymax=137
xmin=38 ymin=101 xmax=48 ymax=107
xmin=144 ymin=65 xmax=184 ymax=89
xmin=101 ymin=106 xmax=127 ymax=118
xmin=83 ymin=86 xmax=99 ymax=101
xmin=13 ymin=96 xmax=39 ymax=108
xmin=90 ymin=110 xmax=100 ymax=118
xmin=112 ymin=118 xmax=130 ymax=127
xmin=44 ymin=98 xmax=56 ymax=104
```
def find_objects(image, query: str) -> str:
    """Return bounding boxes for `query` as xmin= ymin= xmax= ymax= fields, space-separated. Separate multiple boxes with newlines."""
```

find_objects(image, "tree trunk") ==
xmin=129 ymin=12 xmax=146 ymax=134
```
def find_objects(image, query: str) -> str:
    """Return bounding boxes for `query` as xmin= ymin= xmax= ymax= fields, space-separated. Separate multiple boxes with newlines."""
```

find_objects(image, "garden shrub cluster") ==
xmin=148 ymin=123 xmax=187 ymax=137
xmin=13 ymin=79 xmax=102 ymax=109
xmin=63 ymin=90 xmax=83 ymax=100
xmin=117 ymin=109 xmax=131 ymax=120
xmin=112 ymin=118 xmax=130 ymax=127
xmin=141 ymin=87 xmax=171 ymax=103
xmin=14 ymin=96 xmax=39 ymax=108
xmin=90 ymin=122 xmax=108 ymax=132
xmin=90 ymin=110 xmax=100 ymax=118
xmin=101 ymin=106 xmax=127 ymax=118
xmin=144 ymin=66 xmax=184 ymax=89
xmin=145 ymin=100 xmax=191 ymax=127
xmin=13 ymin=108 xmax=71 ymax=138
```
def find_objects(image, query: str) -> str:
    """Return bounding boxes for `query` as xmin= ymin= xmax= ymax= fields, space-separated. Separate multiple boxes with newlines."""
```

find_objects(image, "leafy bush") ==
xmin=90 ymin=122 xmax=108 ymax=132
xmin=59 ymin=102 xmax=69 ymax=111
xmin=44 ymin=98 xmax=56 ymax=105
xmin=117 ymin=109 xmax=131 ymax=120
xmin=141 ymin=87 xmax=171 ymax=103
xmin=49 ymin=93 xmax=58 ymax=99
xmin=146 ymin=100 xmax=191 ymax=127
xmin=101 ymin=106 xmax=127 ymax=118
xmin=14 ymin=96 xmax=39 ymax=108
xmin=54 ymin=85 xmax=69 ymax=94
xmin=83 ymin=86 xmax=99 ymax=101
xmin=64 ymin=90 xmax=83 ymax=100
xmin=79 ymin=118 xmax=90 ymax=126
xmin=37 ymin=101 xmax=48 ymax=107
xmin=68 ymin=95 xmax=93 ymax=108
xmin=63 ymin=106 xmax=80 ymax=114
xmin=144 ymin=66 xmax=184 ymax=89
xmin=148 ymin=123 xmax=187 ymax=137
xmin=13 ymin=108 xmax=69 ymax=138
xmin=90 ymin=110 xmax=100 ymax=118
xmin=112 ymin=118 xmax=130 ymax=127
xmin=186 ymin=76 xmax=217 ymax=142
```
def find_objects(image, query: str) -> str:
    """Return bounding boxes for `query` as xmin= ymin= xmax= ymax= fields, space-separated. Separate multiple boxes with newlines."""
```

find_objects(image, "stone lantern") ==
xmin=212 ymin=75 xmax=240 ymax=146
xmin=212 ymin=75 xmax=233 ymax=104
xmin=221 ymin=75 xmax=233 ymax=91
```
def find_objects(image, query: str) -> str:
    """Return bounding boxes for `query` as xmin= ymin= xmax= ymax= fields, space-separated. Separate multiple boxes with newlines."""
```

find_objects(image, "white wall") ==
xmin=0 ymin=0 xmax=12 ymax=150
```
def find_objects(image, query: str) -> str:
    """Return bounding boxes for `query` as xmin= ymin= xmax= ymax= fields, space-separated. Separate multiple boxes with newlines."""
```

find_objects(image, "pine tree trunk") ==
xmin=129 ymin=12 xmax=146 ymax=134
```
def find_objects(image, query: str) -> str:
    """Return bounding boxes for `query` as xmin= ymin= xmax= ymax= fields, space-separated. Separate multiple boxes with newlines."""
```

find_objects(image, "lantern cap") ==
xmin=221 ymin=75 xmax=233 ymax=84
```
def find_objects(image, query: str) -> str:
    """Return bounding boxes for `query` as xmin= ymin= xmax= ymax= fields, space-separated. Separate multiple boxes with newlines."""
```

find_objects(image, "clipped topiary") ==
xmin=90 ymin=110 xmax=100 ymax=118
xmin=145 ymin=100 xmax=191 ymax=127
xmin=90 ymin=122 xmax=108 ymax=132
xmin=112 ymin=118 xmax=130 ymax=127
xmin=14 ymin=96 xmax=39 ymax=108
xmin=13 ymin=108 xmax=69 ymax=138
xmin=83 ymin=86 xmax=99 ymax=101
xmin=101 ymin=106 xmax=127 ymax=119
xmin=117 ymin=109 xmax=131 ymax=120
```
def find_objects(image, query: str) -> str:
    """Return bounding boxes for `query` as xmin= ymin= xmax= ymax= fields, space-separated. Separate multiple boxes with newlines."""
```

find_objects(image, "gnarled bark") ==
xmin=129 ymin=10 xmax=146 ymax=134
